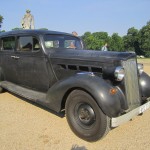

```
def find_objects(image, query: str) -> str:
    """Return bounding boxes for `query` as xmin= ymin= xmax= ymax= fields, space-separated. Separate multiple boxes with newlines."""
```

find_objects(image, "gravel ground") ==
xmin=0 ymin=63 xmax=150 ymax=150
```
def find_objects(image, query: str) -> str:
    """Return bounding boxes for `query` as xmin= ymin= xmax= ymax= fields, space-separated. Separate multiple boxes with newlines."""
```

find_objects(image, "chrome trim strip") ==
xmin=77 ymin=72 xmax=95 ymax=76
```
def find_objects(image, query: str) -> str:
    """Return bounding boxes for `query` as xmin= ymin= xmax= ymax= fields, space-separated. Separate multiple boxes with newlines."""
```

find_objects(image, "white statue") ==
xmin=21 ymin=10 xmax=34 ymax=29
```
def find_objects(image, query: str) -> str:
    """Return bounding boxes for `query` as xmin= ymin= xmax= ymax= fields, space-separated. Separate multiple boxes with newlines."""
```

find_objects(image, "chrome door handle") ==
xmin=11 ymin=56 xmax=15 ymax=58
xmin=11 ymin=56 xmax=20 ymax=59
xmin=14 ymin=56 xmax=20 ymax=59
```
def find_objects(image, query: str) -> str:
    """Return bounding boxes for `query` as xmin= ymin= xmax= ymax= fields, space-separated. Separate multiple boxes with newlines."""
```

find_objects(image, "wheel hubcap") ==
xmin=77 ymin=103 xmax=95 ymax=126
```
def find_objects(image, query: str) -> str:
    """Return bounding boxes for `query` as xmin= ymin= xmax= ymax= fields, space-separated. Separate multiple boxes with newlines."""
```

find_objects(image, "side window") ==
xmin=64 ymin=40 xmax=76 ymax=49
xmin=45 ymin=40 xmax=59 ymax=48
xmin=18 ymin=36 xmax=40 ymax=52
xmin=65 ymin=40 xmax=82 ymax=49
xmin=1 ymin=36 xmax=15 ymax=51
xmin=18 ymin=36 xmax=32 ymax=51
xmin=44 ymin=35 xmax=83 ymax=50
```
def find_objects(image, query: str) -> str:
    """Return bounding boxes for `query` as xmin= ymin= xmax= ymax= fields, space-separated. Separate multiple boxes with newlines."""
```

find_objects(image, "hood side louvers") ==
xmin=58 ymin=64 xmax=102 ymax=74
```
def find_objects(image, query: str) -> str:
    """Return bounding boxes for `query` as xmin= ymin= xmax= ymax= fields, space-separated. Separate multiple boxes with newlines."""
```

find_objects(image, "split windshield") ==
xmin=44 ymin=34 xmax=83 ymax=50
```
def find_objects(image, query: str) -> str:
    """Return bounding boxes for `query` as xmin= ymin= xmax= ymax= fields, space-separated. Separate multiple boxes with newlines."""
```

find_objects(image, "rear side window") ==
xmin=18 ymin=36 xmax=40 ymax=52
xmin=44 ymin=34 xmax=83 ymax=50
xmin=1 ymin=36 xmax=15 ymax=51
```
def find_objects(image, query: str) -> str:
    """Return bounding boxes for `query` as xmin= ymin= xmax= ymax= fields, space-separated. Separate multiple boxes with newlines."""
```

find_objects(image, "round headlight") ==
xmin=137 ymin=63 xmax=144 ymax=75
xmin=114 ymin=66 xmax=125 ymax=81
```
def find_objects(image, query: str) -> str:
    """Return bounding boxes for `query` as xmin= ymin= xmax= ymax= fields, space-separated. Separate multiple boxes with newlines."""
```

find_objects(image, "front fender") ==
xmin=139 ymin=72 xmax=150 ymax=98
xmin=45 ymin=73 xmax=124 ymax=118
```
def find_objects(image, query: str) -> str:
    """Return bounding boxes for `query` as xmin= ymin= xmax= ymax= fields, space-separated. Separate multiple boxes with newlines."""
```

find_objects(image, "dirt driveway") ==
xmin=0 ymin=62 xmax=150 ymax=150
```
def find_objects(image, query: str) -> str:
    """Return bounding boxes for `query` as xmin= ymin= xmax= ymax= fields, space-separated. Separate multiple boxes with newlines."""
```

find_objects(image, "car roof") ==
xmin=0 ymin=29 xmax=74 ymax=37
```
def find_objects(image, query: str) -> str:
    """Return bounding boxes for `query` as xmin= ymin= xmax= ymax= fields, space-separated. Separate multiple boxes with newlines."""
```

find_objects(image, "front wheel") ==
xmin=65 ymin=90 xmax=110 ymax=142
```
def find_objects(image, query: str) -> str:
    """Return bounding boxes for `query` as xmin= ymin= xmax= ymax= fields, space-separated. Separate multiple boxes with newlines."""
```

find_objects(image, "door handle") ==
xmin=11 ymin=56 xmax=15 ymax=58
xmin=14 ymin=56 xmax=20 ymax=59
xmin=11 ymin=56 xmax=20 ymax=59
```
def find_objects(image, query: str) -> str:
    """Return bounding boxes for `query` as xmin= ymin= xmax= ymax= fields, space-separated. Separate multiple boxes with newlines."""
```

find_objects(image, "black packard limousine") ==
xmin=0 ymin=30 xmax=150 ymax=142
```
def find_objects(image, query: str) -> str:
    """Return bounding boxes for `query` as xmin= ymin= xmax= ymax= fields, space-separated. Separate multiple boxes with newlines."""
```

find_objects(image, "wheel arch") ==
xmin=45 ymin=73 xmax=123 ymax=117
xmin=61 ymin=87 xmax=96 ymax=111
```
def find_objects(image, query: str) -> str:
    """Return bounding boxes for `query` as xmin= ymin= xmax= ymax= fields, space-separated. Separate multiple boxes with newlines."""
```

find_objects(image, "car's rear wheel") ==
xmin=0 ymin=87 xmax=3 ymax=93
xmin=65 ymin=90 xmax=110 ymax=142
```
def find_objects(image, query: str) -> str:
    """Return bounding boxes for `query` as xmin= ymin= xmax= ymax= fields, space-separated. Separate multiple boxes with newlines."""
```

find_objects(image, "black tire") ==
xmin=0 ymin=70 xmax=4 ymax=93
xmin=65 ymin=90 xmax=110 ymax=142
xmin=0 ymin=86 xmax=3 ymax=93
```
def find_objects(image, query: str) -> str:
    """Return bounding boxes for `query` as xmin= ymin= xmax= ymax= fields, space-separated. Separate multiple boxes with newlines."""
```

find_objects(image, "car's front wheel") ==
xmin=65 ymin=90 xmax=110 ymax=142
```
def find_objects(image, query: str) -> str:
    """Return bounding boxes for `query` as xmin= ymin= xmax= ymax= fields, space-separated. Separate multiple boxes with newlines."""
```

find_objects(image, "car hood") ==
xmin=48 ymin=49 xmax=137 ymax=80
xmin=49 ymin=49 xmax=136 ymax=63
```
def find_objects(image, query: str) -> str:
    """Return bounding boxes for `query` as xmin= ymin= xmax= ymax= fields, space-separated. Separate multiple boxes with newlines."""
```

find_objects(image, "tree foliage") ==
xmin=138 ymin=21 xmax=150 ymax=57
xmin=0 ymin=15 xmax=4 ymax=29
xmin=81 ymin=32 xmax=110 ymax=50
xmin=81 ymin=21 xmax=150 ymax=57
xmin=123 ymin=27 xmax=141 ymax=54
xmin=109 ymin=33 xmax=123 ymax=51
xmin=39 ymin=28 xmax=48 ymax=30
xmin=12 ymin=27 xmax=23 ymax=30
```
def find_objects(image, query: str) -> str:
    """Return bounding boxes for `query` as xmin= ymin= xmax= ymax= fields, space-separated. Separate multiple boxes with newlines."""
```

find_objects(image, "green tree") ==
xmin=109 ymin=33 xmax=123 ymax=51
xmin=81 ymin=32 xmax=94 ymax=49
xmin=0 ymin=15 xmax=4 ymax=30
xmin=123 ymin=27 xmax=141 ymax=54
xmin=12 ymin=27 xmax=23 ymax=30
xmin=93 ymin=32 xmax=110 ymax=50
xmin=39 ymin=28 xmax=48 ymax=30
xmin=138 ymin=21 xmax=150 ymax=57
xmin=82 ymin=32 xmax=110 ymax=50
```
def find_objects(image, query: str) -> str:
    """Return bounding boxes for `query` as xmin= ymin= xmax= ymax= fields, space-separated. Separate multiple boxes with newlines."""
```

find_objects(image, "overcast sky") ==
xmin=0 ymin=0 xmax=150 ymax=36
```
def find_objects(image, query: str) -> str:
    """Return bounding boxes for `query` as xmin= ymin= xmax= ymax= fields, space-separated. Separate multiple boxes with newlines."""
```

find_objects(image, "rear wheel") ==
xmin=0 ymin=71 xmax=4 ymax=93
xmin=0 ymin=86 xmax=4 ymax=93
xmin=65 ymin=90 xmax=110 ymax=142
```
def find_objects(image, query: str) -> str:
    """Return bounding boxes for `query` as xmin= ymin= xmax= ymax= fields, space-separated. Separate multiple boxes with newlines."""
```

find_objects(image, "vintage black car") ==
xmin=0 ymin=30 xmax=150 ymax=142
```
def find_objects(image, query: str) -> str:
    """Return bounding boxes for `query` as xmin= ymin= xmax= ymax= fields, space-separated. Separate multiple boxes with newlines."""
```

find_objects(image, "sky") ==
xmin=0 ymin=0 xmax=150 ymax=36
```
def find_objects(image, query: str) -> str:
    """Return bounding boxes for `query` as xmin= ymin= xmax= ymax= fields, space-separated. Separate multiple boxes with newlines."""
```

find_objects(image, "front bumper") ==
xmin=111 ymin=99 xmax=150 ymax=127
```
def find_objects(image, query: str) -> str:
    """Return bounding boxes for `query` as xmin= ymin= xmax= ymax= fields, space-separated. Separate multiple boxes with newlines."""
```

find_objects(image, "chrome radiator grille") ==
xmin=122 ymin=59 xmax=141 ymax=108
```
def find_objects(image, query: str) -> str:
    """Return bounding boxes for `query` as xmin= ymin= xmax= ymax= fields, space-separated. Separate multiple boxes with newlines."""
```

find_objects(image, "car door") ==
xmin=15 ymin=35 xmax=50 ymax=92
xmin=0 ymin=36 xmax=19 ymax=84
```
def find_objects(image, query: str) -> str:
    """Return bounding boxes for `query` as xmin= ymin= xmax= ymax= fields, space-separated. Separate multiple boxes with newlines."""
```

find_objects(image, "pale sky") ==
xmin=0 ymin=0 xmax=150 ymax=36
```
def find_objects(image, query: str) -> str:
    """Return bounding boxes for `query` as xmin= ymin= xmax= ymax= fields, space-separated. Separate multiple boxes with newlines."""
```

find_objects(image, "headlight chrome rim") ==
xmin=114 ymin=66 xmax=125 ymax=81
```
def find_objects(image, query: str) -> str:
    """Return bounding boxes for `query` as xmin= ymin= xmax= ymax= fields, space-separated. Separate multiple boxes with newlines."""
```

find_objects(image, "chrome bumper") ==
xmin=111 ymin=100 xmax=150 ymax=127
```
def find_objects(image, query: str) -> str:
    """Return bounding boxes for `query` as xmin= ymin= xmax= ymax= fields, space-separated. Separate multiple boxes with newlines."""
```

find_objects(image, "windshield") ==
xmin=44 ymin=34 xmax=83 ymax=50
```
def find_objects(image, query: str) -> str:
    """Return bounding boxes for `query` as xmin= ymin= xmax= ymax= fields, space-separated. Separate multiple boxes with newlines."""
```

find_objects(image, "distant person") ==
xmin=72 ymin=31 xmax=78 ymax=36
xmin=101 ymin=43 xmax=108 ymax=51
xmin=67 ymin=41 xmax=76 ymax=49
xmin=21 ymin=10 xmax=34 ymax=29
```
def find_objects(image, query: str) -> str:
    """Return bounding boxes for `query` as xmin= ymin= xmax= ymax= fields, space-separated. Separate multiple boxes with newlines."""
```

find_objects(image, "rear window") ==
xmin=1 ymin=36 xmax=15 ymax=51
xmin=44 ymin=34 xmax=83 ymax=50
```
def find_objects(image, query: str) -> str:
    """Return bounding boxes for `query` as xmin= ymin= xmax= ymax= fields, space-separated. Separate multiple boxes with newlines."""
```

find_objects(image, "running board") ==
xmin=0 ymin=81 xmax=46 ymax=102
